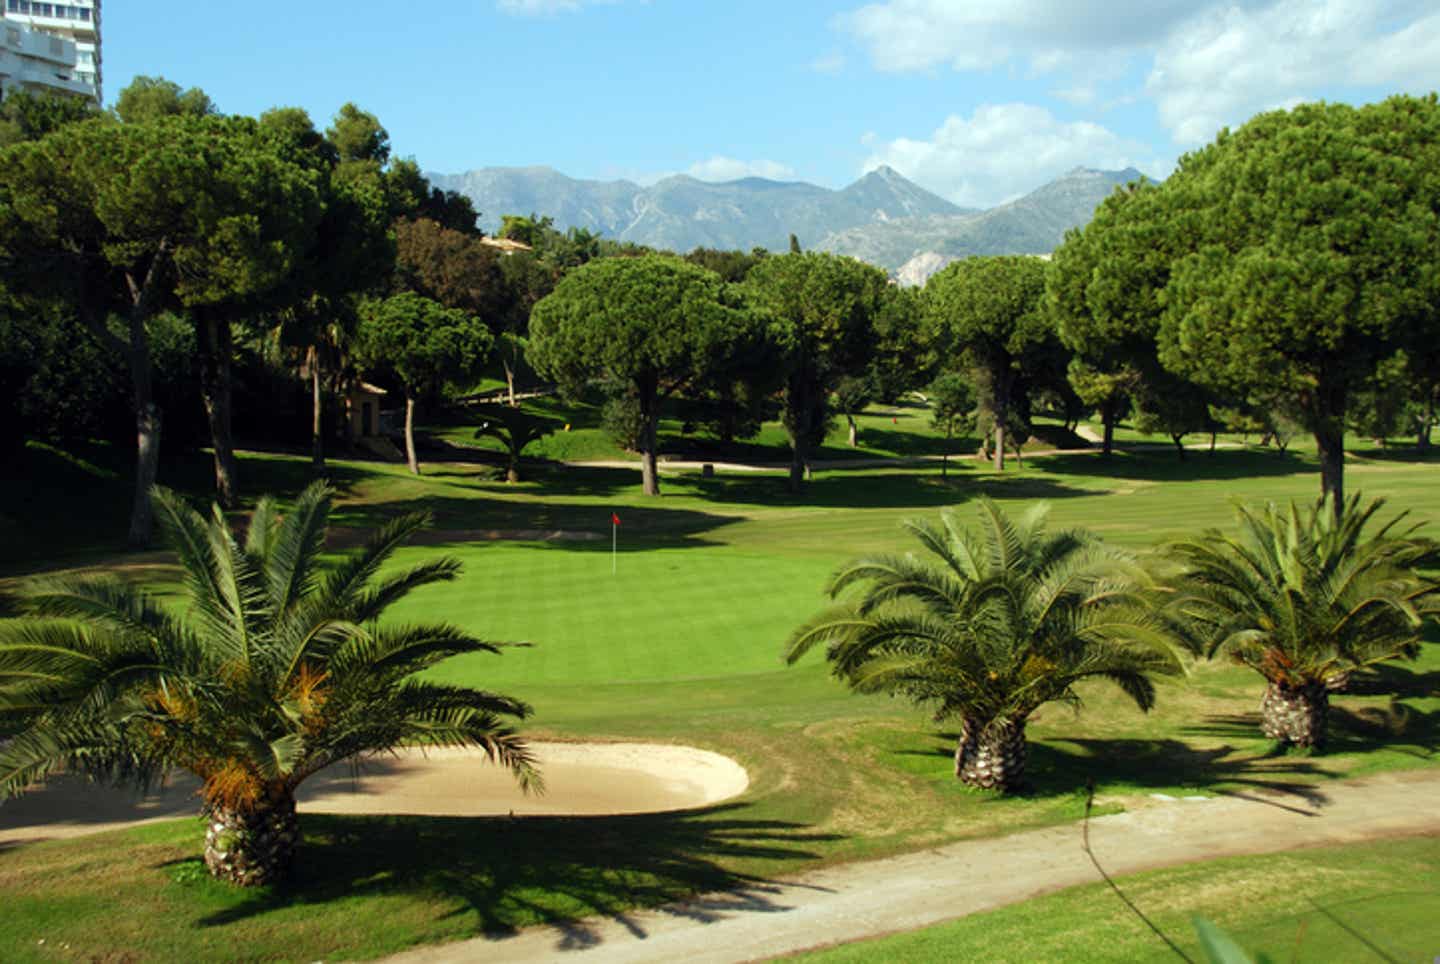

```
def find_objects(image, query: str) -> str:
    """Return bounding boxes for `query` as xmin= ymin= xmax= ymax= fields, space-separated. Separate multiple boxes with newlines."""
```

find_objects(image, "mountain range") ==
xmin=427 ymin=163 xmax=1145 ymax=278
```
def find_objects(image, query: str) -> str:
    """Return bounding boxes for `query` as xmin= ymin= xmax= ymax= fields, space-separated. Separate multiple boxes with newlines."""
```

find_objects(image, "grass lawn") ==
xmin=788 ymin=834 xmax=1440 ymax=963
xmin=1 ymin=405 xmax=1438 ymax=960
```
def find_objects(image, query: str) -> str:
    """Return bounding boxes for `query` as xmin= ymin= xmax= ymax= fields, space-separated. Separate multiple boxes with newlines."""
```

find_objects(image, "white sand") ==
xmin=0 ymin=742 xmax=749 ymax=847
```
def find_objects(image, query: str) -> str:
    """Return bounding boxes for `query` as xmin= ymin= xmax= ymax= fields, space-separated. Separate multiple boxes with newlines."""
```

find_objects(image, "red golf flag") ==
xmin=611 ymin=512 xmax=621 ymax=526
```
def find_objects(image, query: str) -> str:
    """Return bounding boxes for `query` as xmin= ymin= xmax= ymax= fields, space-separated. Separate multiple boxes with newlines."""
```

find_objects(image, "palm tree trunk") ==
xmin=954 ymin=718 xmax=1028 ymax=792
xmin=1260 ymin=681 xmax=1329 ymax=750
xmin=203 ymin=793 xmax=299 ymax=886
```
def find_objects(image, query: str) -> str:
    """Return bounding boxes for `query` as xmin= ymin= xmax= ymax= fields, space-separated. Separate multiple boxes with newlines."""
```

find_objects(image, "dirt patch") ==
xmin=0 ymin=742 xmax=748 ymax=847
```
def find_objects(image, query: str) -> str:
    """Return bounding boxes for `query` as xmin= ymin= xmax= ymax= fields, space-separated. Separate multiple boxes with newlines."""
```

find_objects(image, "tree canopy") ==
xmin=356 ymin=292 xmax=491 ymax=475
xmin=1152 ymin=96 xmax=1440 ymax=508
xmin=925 ymin=255 xmax=1051 ymax=471
xmin=1046 ymin=181 xmax=1163 ymax=455
xmin=529 ymin=254 xmax=769 ymax=495
xmin=0 ymin=110 xmax=324 ymax=538
xmin=743 ymin=252 xmax=887 ymax=490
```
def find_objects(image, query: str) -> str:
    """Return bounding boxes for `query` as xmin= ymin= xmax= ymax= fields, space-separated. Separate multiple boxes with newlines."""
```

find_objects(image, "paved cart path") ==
xmin=387 ymin=768 xmax=1440 ymax=964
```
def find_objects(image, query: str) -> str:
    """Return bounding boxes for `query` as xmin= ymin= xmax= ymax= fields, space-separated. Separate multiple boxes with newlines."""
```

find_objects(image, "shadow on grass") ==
xmin=0 ymin=443 xmax=377 ymax=574
xmin=902 ymin=731 xmax=1338 ymax=808
xmin=177 ymin=804 xmax=838 ymax=948
xmin=1032 ymin=447 xmax=1316 ymax=484
xmin=682 ymin=469 xmax=1093 ymax=510
xmin=328 ymin=490 xmax=744 ymax=555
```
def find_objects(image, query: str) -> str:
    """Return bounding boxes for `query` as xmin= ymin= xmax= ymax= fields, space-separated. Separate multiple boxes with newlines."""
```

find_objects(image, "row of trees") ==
xmin=526 ymin=94 xmax=1440 ymax=511
xmin=1050 ymin=95 xmax=1440 ymax=511
xmin=7 ymin=85 xmax=1438 ymax=527
xmin=0 ymin=80 xmax=616 ymax=542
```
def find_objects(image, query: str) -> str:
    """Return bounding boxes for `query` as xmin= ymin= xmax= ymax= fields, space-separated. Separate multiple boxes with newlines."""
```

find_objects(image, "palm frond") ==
xmin=263 ymin=481 xmax=333 ymax=616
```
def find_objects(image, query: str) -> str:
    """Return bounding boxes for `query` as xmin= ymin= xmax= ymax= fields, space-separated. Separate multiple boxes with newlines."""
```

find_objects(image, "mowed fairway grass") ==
xmin=1 ymin=425 xmax=1438 ymax=961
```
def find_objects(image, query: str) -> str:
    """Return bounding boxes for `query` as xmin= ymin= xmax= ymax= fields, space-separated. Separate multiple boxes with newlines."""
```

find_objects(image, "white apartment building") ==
xmin=1 ymin=0 xmax=99 ymax=102
xmin=0 ymin=16 xmax=91 ymax=101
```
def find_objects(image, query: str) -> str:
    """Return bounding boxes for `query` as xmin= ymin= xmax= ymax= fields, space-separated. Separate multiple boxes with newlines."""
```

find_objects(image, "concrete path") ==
xmin=386 ymin=769 xmax=1440 ymax=963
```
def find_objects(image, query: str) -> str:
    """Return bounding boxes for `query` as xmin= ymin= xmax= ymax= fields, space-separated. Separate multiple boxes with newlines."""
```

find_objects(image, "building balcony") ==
xmin=0 ymin=25 xmax=75 ymax=65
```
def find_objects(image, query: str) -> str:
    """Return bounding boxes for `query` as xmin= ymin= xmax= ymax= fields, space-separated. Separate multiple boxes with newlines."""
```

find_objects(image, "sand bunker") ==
xmin=0 ymin=742 xmax=749 ymax=847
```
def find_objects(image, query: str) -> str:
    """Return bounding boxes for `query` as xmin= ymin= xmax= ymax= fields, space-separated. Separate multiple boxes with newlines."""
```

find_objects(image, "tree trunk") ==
xmin=503 ymin=357 xmax=517 ymax=408
xmin=404 ymin=392 xmax=419 ymax=475
xmin=203 ymin=794 xmax=299 ymax=887
xmin=992 ymin=369 xmax=1009 ymax=472
xmin=310 ymin=347 xmax=324 ymax=472
xmin=847 ymin=415 xmax=857 ymax=448
xmin=198 ymin=314 xmax=239 ymax=508
xmin=1309 ymin=383 xmax=1347 ymax=516
xmin=113 ymin=255 xmax=168 ymax=549
xmin=954 ymin=718 xmax=1028 ymax=793
xmin=1419 ymin=392 xmax=1434 ymax=454
xmin=1171 ymin=433 xmax=1187 ymax=461
xmin=993 ymin=413 xmax=1006 ymax=472
xmin=1260 ymin=680 xmax=1329 ymax=750
xmin=637 ymin=377 xmax=660 ymax=496
xmin=1209 ymin=430 xmax=1217 ymax=454
xmin=1101 ymin=396 xmax=1117 ymax=458
xmin=129 ymin=396 xmax=161 ymax=548
xmin=786 ymin=367 xmax=813 ymax=494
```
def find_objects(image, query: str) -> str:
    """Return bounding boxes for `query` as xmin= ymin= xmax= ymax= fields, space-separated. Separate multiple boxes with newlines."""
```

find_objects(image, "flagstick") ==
xmin=612 ymin=519 xmax=617 ymax=575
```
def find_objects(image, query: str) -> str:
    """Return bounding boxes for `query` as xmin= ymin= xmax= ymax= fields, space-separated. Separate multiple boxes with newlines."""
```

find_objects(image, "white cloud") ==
xmin=836 ymin=0 xmax=1197 ymax=72
xmin=836 ymin=0 xmax=1440 ymax=146
xmin=862 ymin=103 xmax=1162 ymax=208
xmin=686 ymin=157 xmax=798 ymax=182
xmin=1147 ymin=0 xmax=1440 ymax=145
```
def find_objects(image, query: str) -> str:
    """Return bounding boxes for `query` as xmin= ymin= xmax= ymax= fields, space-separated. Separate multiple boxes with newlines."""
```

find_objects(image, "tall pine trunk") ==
xmin=204 ymin=793 xmax=299 ymax=886
xmin=1419 ymin=391 xmax=1434 ymax=454
xmin=198 ymin=314 xmax=239 ymax=508
xmin=954 ymin=718 xmax=1028 ymax=792
xmin=1309 ymin=383 xmax=1347 ymax=517
xmin=786 ymin=365 xmax=815 ymax=493
xmin=503 ymin=358 xmax=517 ymax=407
xmin=113 ymin=251 xmax=169 ymax=549
xmin=127 ymin=328 xmax=161 ymax=548
xmin=310 ymin=347 xmax=324 ymax=471
xmin=403 ymin=392 xmax=419 ymax=475
xmin=992 ymin=372 xmax=1009 ymax=472
xmin=637 ymin=375 xmax=661 ymax=496
xmin=1260 ymin=681 xmax=1329 ymax=750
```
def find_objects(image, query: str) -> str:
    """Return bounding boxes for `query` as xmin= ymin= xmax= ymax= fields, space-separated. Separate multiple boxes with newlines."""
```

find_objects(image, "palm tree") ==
xmin=1165 ymin=495 xmax=1439 ymax=750
xmin=0 ymin=482 xmax=538 ymax=886
xmin=785 ymin=500 xmax=1184 ymax=793
xmin=473 ymin=404 xmax=559 ymax=483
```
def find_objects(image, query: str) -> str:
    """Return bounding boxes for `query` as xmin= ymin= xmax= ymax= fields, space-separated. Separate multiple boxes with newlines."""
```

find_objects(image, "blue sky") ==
xmin=106 ymin=1 xmax=1440 ymax=208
